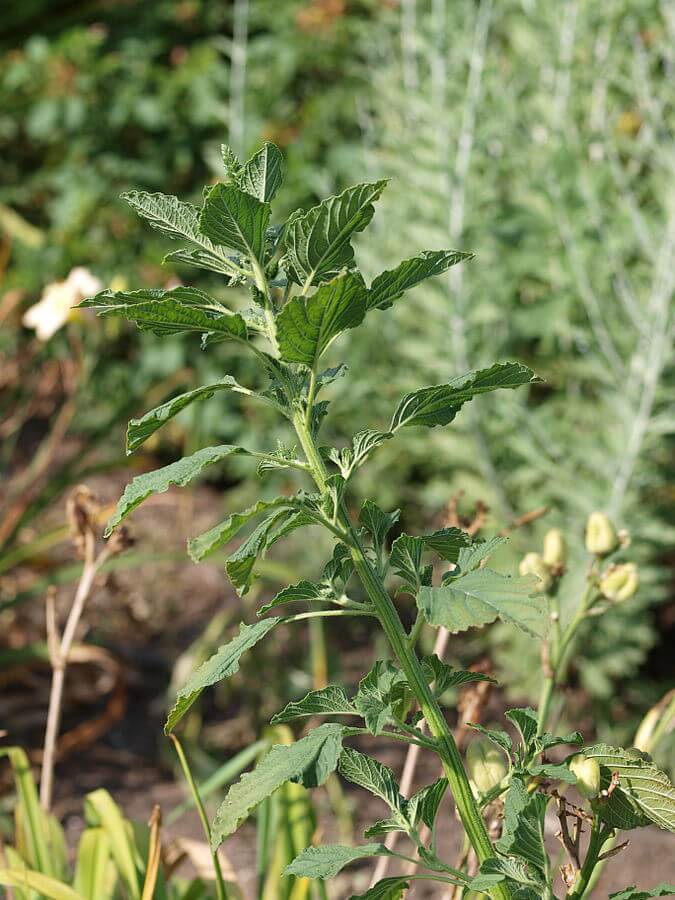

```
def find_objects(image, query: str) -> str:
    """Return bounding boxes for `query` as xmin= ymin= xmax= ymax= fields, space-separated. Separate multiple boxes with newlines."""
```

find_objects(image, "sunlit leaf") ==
xmin=495 ymin=779 xmax=549 ymax=872
xmin=276 ymin=273 xmax=367 ymax=367
xmin=238 ymin=142 xmax=284 ymax=202
xmin=79 ymin=287 xmax=247 ymax=340
xmin=391 ymin=362 xmax=540 ymax=430
xmin=338 ymin=748 xmax=404 ymax=814
xmin=283 ymin=180 xmax=387 ymax=287
xmin=366 ymin=249 xmax=473 ymax=311
xmin=211 ymin=724 xmax=344 ymax=845
xmin=126 ymin=377 xmax=257 ymax=453
xmin=417 ymin=569 xmax=545 ymax=637
xmin=165 ymin=619 xmax=279 ymax=732
xmin=106 ymin=445 xmax=247 ymax=535
xmin=199 ymin=183 xmax=270 ymax=264
xmin=583 ymin=744 xmax=675 ymax=832
xmin=272 ymin=686 xmax=357 ymax=724
xmin=121 ymin=190 xmax=239 ymax=276
xmin=285 ymin=843 xmax=390 ymax=879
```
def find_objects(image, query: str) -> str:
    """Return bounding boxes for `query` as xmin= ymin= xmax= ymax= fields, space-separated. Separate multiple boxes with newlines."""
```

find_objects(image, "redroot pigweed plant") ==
xmin=83 ymin=143 xmax=675 ymax=899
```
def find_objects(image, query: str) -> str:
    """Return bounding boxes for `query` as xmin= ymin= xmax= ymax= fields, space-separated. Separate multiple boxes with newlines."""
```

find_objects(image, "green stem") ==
xmin=291 ymin=410 xmax=510 ymax=900
xmin=567 ymin=818 xmax=610 ymax=900
xmin=169 ymin=734 xmax=228 ymax=900
xmin=537 ymin=581 xmax=597 ymax=735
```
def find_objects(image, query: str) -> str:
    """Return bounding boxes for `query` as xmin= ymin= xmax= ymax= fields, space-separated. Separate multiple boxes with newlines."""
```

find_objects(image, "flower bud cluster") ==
xmin=518 ymin=527 xmax=567 ymax=591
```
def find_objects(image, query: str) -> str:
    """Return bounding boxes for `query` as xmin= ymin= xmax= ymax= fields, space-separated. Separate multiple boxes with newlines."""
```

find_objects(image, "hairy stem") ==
xmin=291 ymin=410 xmax=509 ymax=900
xmin=537 ymin=580 xmax=597 ymax=736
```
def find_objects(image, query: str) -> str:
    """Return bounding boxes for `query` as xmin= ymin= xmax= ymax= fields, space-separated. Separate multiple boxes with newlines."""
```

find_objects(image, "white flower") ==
xmin=23 ymin=267 xmax=102 ymax=341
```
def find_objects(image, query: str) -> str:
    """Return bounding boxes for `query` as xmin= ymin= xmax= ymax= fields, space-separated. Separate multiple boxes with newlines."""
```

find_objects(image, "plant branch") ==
xmin=169 ymin=734 xmax=229 ymax=900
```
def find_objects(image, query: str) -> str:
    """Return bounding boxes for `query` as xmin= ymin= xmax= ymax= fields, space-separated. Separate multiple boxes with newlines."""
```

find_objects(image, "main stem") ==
xmin=292 ymin=410 xmax=509 ymax=900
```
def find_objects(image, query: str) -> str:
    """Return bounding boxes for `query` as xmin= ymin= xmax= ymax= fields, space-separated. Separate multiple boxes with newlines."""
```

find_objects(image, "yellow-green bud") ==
xmin=519 ymin=552 xmax=553 ymax=592
xmin=466 ymin=739 xmax=509 ymax=794
xmin=542 ymin=528 xmax=567 ymax=568
xmin=585 ymin=512 xmax=618 ymax=556
xmin=568 ymin=753 xmax=601 ymax=799
xmin=599 ymin=563 xmax=639 ymax=603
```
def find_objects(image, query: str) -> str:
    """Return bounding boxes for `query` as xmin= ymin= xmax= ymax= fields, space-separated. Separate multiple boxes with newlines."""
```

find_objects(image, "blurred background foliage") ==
xmin=1 ymin=0 xmax=673 ymax=779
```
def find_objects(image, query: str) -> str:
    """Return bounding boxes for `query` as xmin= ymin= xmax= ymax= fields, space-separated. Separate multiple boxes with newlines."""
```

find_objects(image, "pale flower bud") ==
xmin=569 ymin=753 xmax=601 ymax=799
xmin=585 ymin=512 xmax=618 ymax=556
xmin=599 ymin=563 xmax=639 ymax=603
xmin=618 ymin=528 xmax=631 ymax=549
xmin=542 ymin=528 xmax=567 ymax=568
xmin=519 ymin=552 xmax=553 ymax=592
xmin=466 ymin=739 xmax=509 ymax=794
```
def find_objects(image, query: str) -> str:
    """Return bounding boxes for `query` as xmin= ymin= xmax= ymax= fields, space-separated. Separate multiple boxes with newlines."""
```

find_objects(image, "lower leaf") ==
xmin=211 ymin=724 xmax=344 ymax=846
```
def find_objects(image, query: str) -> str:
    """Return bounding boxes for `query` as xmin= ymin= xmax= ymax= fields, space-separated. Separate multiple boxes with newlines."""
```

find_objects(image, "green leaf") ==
xmin=323 ymin=542 xmax=355 ymax=585
xmin=582 ymin=744 xmax=675 ymax=832
xmin=0 ymin=869 xmax=86 ymax=900
xmin=163 ymin=247 xmax=245 ymax=279
xmin=271 ymin=687 xmax=357 ymax=724
xmin=126 ymin=377 xmax=254 ymax=453
xmin=420 ymin=527 xmax=471 ymax=562
xmin=338 ymin=748 xmax=405 ymax=814
xmin=470 ymin=857 xmax=543 ymax=892
xmin=363 ymin=818 xmax=407 ymax=838
xmin=188 ymin=497 xmax=299 ymax=562
xmin=466 ymin=724 xmax=513 ymax=756
xmin=220 ymin=144 xmax=241 ymax=177
xmin=609 ymin=885 xmax=675 ymax=900
xmin=121 ymin=190 xmax=238 ymax=276
xmin=239 ymin=142 xmax=284 ymax=202
xmin=349 ymin=877 xmax=409 ymax=900
xmin=285 ymin=843 xmax=390 ymax=879
xmin=79 ymin=286 xmax=247 ymax=340
xmin=83 ymin=789 xmax=141 ymax=898
xmin=420 ymin=655 xmax=497 ymax=695
xmin=73 ymin=828 xmax=111 ymax=900
xmin=359 ymin=501 xmax=400 ymax=553
xmin=276 ymin=273 xmax=367 ymax=367
xmin=211 ymin=724 xmax=344 ymax=845
xmin=495 ymin=779 xmax=549 ymax=872
xmin=505 ymin=708 xmax=539 ymax=755
xmin=106 ymin=444 xmax=246 ymax=536
xmin=199 ymin=183 xmax=270 ymax=264
xmin=457 ymin=537 xmax=508 ymax=573
xmin=0 ymin=746 xmax=55 ymax=875
xmin=225 ymin=509 xmax=299 ymax=596
xmin=528 ymin=761 xmax=577 ymax=784
xmin=350 ymin=430 xmax=392 ymax=471
xmin=354 ymin=660 xmax=409 ymax=736
xmin=391 ymin=362 xmax=540 ymax=430
xmin=284 ymin=180 xmax=388 ymax=287
xmin=417 ymin=569 xmax=545 ymax=637
xmin=533 ymin=730 xmax=583 ymax=755
xmin=165 ymin=619 xmax=279 ymax=732
xmin=366 ymin=249 xmax=472 ymax=311
xmin=258 ymin=579 xmax=336 ymax=615
xmin=389 ymin=534 xmax=425 ymax=593
xmin=407 ymin=778 xmax=448 ymax=830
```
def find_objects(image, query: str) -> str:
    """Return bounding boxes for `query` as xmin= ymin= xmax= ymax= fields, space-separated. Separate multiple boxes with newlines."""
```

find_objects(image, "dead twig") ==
xmin=39 ymin=487 xmax=131 ymax=810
